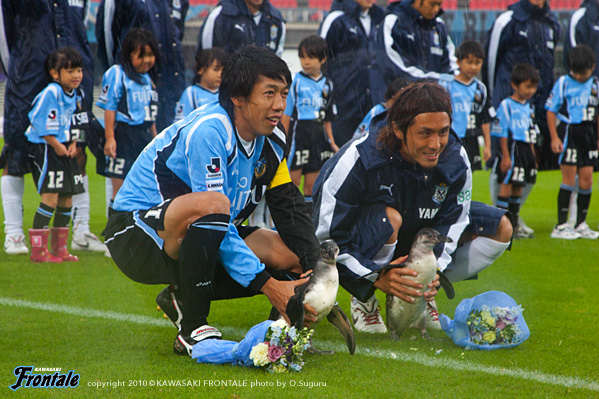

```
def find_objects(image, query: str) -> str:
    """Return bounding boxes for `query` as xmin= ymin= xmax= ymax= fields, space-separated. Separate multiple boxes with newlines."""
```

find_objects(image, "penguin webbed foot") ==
xmin=307 ymin=338 xmax=336 ymax=355
xmin=420 ymin=329 xmax=443 ymax=341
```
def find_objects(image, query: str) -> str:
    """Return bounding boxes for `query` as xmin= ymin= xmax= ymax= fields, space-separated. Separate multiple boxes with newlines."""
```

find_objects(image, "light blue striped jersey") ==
xmin=352 ymin=103 xmax=386 ymax=140
xmin=25 ymin=83 xmax=78 ymax=144
xmin=545 ymin=74 xmax=599 ymax=124
xmin=284 ymin=71 xmax=335 ymax=121
xmin=492 ymin=97 xmax=539 ymax=143
xmin=174 ymin=84 xmax=218 ymax=122
xmin=438 ymin=74 xmax=495 ymax=138
xmin=114 ymin=102 xmax=288 ymax=288
xmin=96 ymin=65 xmax=158 ymax=126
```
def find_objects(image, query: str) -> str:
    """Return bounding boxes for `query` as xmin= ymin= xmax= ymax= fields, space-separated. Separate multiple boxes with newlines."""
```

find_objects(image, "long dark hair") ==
xmin=120 ymin=28 xmax=161 ymax=83
xmin=377 ymin=81 xmax=452 ymax=154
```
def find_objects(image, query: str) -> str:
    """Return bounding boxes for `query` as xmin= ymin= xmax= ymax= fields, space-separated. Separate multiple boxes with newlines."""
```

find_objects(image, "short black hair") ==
xmin=219 ymin=46 xmax=292 ymax=113
xmin=456 ymin=40 xmax=485 ymax=61
xmin=568 ymin=44 xmax=596 ymax=75
xmin=194 ymin=48 xmax=227 ymax=84
xmin=44 ymin=47 xmax=82 ymax=82
xmin=120 ymin=28 xmax=161 ymax=74
xmin=385 ymin=77 xmax=408 ymax=101
xmin=511 ymin=63 xmax=540 ymax=85
xmin=298 ymin=35 xmax=328 ymax=61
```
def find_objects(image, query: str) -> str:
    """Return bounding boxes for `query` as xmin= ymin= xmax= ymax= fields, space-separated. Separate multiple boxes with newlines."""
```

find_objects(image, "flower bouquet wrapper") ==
xmin=191 ymin=320 xmax=273 ymax=366
xmin=439 ymin=290 xmax=530 ymax=350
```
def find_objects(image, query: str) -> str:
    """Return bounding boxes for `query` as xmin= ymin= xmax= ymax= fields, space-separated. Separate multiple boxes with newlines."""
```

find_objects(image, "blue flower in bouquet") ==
xmin=467 ymin=305 xmax=525 ymax=346
xmin=249 ymin=320 xmax=314 ymax=374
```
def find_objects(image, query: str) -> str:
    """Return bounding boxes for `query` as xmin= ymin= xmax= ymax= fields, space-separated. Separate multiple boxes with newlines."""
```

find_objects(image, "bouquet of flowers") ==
xmin=466 ymin=305 xmax=524 ymax=346
xmin=191 ymin=320 xmax=314 ymax=372
xmin=439 ymin=290 xmax=530 ymax=350
xmin=249 ymin=319 xmax=314 ymax=373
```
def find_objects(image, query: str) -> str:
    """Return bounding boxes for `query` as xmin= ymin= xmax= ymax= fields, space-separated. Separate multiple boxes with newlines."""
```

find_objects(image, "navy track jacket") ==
xmin=313 ymin=115 xmax=472 ymax=301
xmin=564 ymin=0 xmax=599 ymax=77
xmin=380 ymin=0 xmax=458 ymax=82
xmin=197 ymin=0 xmax=286 ymax=56
xmin=319 ymin=0 xmax=387 ymax=135
xmin=483 ymin=0 xmax=560 ymax=111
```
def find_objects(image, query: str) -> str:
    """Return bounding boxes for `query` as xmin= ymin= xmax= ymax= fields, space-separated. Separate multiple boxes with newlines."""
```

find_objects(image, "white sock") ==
xmin=445 ymin=237 xmax=510 ymax=283
xmin=568 ymin=177 xmax=578 ymax=225
xmin=489 ymin=161 xmax=500 ymax=206
xmin=72 ymin=175 xmax=90 ymax=235
xmin=105 ymin=177 xmax=113 ymax=218
xmin=372 ymin=240 xmax=397 ymax=266
xmin=1 ymin=175 xmax=25 ymax=237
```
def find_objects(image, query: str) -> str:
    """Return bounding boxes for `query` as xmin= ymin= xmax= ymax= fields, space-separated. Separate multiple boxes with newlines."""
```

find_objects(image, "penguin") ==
xmin=278 ymin=240 xmax=356 ymax=355
xmin=386 ymin=228 xmax=452 ymax=340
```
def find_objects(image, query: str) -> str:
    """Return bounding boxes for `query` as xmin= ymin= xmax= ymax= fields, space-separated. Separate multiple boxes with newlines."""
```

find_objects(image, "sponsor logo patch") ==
xmin=433 ymin=182 xmax=449 ymax=204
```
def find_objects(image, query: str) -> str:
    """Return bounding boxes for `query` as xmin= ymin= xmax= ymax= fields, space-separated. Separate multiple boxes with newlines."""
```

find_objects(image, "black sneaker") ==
xmin=156 ymin=286 xmax=183 ymax=329
xmin=173 ymin=325 xmax=222 ymax=356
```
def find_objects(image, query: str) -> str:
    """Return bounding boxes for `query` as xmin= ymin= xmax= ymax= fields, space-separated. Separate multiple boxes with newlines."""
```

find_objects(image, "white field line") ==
xmin=2 ymin=296 xmax=598 ymax=392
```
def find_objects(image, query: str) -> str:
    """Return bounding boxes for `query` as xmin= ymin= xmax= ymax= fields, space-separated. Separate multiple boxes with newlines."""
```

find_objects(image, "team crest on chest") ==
xmin=432 ymin=182 xmax=449 ymax=204
xmin=254 ymin=157 xmax=267 ymax=179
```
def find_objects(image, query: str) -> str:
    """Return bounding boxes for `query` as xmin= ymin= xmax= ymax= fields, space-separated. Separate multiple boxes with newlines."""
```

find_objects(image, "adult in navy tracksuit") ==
xmin=484 ymin=0 xmax=560 ymax=170
xmin=0 ymin=0 xmax=94 ymax=254
xmin=380 ymin=0 xmax=458 ymax=82
xmin=96 ymin=0 xmax=189 ymax=131
xmin=312 ymin=82 xmax=512 ymax=333
xmin=319 ymin=0 xmax=386 ymax=147
xmin=565 ymin=0 xmax=599 ymax=77
xmin=197 ymin=0 xmax=286 ymax=57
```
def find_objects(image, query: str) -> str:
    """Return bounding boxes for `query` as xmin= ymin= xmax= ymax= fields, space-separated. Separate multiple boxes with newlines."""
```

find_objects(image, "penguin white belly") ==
xmin=386 ymin=254 xmax=438 ymax=339
xmin=303 ymin=267 xmax=339 ymax=324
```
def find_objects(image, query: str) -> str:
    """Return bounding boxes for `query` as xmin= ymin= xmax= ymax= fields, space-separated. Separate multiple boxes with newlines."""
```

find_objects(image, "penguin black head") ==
xmin=320 ymin=240 xmax=340 ymax=263
xmin=413 ymin=227 xmax=452 ymax=249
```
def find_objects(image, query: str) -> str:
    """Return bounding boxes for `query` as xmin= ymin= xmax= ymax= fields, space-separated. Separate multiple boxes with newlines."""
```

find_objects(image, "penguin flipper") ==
xmin=268 ymin=306 xmax=281 ymax=321
xmin=286 ymin=282 xmax=309 ymax=330
xmin=437 ymin=271 xmax=455 ymax=299
xmin=326 ymin=304 xmax=356 ymax=355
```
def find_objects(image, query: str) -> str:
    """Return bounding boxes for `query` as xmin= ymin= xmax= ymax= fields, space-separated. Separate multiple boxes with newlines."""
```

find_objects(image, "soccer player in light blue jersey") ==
xmin=26 ymin=48 xmax=85 ymax=264
xmin=438 ymin=41 xmax=495 ymax=171
xmin=546 ymin=45 xmax=599 ymax=239
xmin=174 ymin=48 xmax=227 ymax=122
xmin=104 ymin=46 xmax=320 ymax=356
xmin=492 ymin=63 xmax=540 ymax=236
xmin=96 ymin=28 xmax=160 ymax=212
xmin=282 ymin=35 xmax=338 ymax=212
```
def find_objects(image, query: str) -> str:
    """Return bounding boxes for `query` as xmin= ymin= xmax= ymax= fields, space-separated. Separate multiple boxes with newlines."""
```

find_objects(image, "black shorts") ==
xmin=105 ymin=204 xmax=291 ymax=300
xmin=559 ymin=123 xmax=599 ymax=167
xmin=105 ymin=122 xmax=153 ymax=179
xmin=28 ymin=143 xmax=84 ymax=195
xmin=496 ymin=141 xmax=537 ymax=187
xmin=462 ymin=136 xmax=482 ymax=171
xmin=0 ymin=138 xmax=31 ymax=175
xmin=290 ymin=120 xmax=334 ymax=173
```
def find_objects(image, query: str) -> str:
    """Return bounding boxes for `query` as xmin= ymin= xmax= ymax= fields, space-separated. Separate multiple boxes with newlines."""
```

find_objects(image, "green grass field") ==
xmin=1 ymin=151 xmax=598 ymax=398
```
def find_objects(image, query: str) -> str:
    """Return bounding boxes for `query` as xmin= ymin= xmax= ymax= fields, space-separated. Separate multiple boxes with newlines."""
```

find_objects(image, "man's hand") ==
xmin=423 ymin=273 xmax=440 ymax=302
xmin=260 ymin=272 xmax=317 ymax=326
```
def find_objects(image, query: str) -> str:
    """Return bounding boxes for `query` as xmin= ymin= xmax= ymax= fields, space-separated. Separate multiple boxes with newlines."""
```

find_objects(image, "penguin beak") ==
xmin=436 ymin=234 xmax=453 ymax=244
